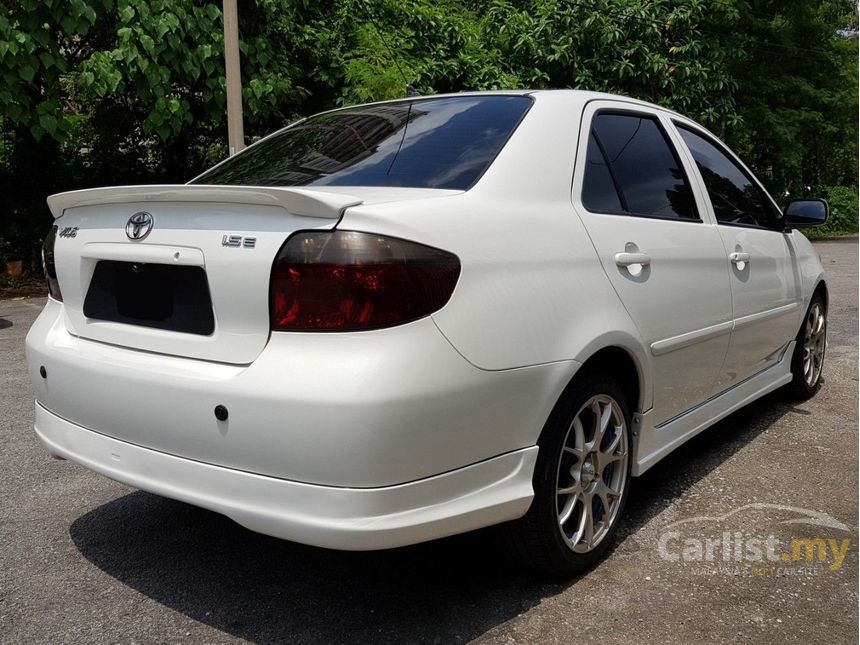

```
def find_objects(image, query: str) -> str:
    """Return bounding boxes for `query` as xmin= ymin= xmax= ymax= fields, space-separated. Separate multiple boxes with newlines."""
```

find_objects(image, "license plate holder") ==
xmin=84 ymin=260 xmax=215 ymax=335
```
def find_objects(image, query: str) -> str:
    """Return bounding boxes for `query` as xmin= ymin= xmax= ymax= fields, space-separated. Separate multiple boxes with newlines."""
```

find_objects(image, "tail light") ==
xmin=41 ymin=226 xmax=63 ymax=301
xmin=270 ymin=231 xmax=460 ymax=331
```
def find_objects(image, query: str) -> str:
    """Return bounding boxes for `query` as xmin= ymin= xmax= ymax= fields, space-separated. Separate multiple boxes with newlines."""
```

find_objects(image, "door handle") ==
xmin=614 ymin=252 xmax=651 ymax=267
xmin=729 ymin=252 xmax=750 ymax=264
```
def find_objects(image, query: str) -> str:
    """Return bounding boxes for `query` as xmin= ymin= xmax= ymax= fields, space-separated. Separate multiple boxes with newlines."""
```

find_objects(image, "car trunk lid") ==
xmin=48 ymin=184 xmax=363 ymax=365
xmin=48 ymin=184 xmax=459 ymax=365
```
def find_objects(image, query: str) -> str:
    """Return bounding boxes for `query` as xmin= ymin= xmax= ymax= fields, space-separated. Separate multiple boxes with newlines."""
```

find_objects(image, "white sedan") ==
xmin=27 ymin=90 xmax=828 ymax=575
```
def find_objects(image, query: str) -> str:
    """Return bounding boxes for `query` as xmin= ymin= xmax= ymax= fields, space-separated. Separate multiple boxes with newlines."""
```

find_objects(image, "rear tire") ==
xmin=506 ymin=372 xmax=632 ymax=577
xmin=785 ymin=293 xmax=827 ymax=400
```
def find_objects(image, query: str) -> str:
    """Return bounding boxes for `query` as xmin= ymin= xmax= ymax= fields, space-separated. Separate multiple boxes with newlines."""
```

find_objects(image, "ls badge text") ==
xmin=222 ymin=235 xmax=257 ymax=249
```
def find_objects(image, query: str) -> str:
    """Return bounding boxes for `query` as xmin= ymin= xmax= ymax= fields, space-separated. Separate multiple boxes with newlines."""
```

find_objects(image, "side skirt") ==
xmin=630 ymin=340 xmax=795 ymax=476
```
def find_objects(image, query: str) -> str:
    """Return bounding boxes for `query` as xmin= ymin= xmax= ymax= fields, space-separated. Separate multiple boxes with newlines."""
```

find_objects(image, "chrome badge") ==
xmin=222 ymin=234 xmax=256 ymax=248
xmin=126 ymin=211 xmax=154 ymax=241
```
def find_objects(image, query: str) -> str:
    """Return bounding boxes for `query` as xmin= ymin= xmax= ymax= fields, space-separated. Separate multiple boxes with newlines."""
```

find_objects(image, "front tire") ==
xmin=786 ymin=293 xmax=827 ymax=400
xmin=507 ymin=372 xmax=632 ymax=576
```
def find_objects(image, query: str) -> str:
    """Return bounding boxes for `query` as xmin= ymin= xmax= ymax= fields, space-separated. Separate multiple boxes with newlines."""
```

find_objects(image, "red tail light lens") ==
xmin=270 ymin=231 xmax=460 ymax=331
xmin=41 ymin=225 xmax=63 ymax=301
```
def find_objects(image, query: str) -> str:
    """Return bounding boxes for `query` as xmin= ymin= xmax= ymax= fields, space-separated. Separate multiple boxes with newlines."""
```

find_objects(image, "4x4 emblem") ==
xmin=126 ymin=212 xmax=153 ymax=240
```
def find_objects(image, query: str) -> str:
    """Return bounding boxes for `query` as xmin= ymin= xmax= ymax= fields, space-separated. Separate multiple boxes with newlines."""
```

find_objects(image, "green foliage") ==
xmin=480 ymin=0 xmax=740 ymax=124
xmin=702 ymin=1 xmax=858 ymax=197
xmin=342 ymin=24 xmax=413 ymax=104
xmin=0 ymin=0 xmax=95 ymax=141
xmin=804 ymin=185 xmax=860 ymax=238
xmin=0 ymin=0 xmax=857 ymax=271
xmin=79 ymin=1 xmax=222 ymax=140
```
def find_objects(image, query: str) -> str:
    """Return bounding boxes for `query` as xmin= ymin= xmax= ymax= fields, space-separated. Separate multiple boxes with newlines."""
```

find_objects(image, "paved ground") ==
xmin=1 ymin=238 xmax=857 ymax=644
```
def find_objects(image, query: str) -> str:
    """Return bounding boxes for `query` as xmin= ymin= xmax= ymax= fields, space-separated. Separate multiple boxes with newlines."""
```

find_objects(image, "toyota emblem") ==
xmin=126 ymin=211 xmax=154 ymax=240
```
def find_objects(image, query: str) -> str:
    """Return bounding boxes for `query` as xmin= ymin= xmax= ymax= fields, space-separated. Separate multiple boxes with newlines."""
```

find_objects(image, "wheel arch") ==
xmin=575 ymin=345 xmax=645 ymax=415
xmin=535 ymin=343 xmax=646 ymax=460
xmin=543 ymin=341 xmax=648 ymax=431
xmin=571 ymin=332 xmax=651 ymax=413
xmin=812 ymin=278 xmax=828 ymax=310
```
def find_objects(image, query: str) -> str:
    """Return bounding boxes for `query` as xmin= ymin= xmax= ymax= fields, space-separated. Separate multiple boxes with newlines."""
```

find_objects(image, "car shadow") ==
xmin=0 ymin=318 xmax=12 ymax=330
xmin=69 ymin=391 xmax=798 ymax=644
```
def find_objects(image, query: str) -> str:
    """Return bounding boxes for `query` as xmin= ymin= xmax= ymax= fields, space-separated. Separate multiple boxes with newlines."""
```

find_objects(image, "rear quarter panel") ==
xmin=337 ymin=92 xmax=652 ymax=410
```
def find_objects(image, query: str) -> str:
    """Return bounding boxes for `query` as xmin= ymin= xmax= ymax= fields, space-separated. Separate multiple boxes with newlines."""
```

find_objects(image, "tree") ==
xmin=700 ymin=0 xmax=859 ymax=196
xmin=0 ymin=0 xmax=305 ymax=268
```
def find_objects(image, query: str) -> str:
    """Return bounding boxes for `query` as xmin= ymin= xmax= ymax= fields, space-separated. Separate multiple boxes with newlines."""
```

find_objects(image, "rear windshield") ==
xmin=192 ymin=95 xmax=532 ymax=190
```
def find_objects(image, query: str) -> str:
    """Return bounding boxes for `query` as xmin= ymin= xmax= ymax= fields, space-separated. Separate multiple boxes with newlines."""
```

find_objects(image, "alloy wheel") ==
xmin=802 ymin=302 xmax=826 ymax=387
xmin=555 ymin=394 xmax=628 ymax=553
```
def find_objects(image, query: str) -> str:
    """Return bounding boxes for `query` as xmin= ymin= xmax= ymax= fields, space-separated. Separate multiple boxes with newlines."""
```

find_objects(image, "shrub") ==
xmin=805 ymin=185 xmax=859 ymax=238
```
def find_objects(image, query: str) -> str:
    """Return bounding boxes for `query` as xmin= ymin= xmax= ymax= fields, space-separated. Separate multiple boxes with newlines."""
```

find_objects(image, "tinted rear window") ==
xmin=583 ymin=112 xmax=697 ymax=220
xmin=192 ymin=96 xmax=533 ymax=190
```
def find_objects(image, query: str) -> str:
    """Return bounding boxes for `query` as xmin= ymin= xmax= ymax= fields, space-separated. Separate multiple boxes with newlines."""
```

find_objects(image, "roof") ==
xmin=328 ymin=88 xmax=681 ymax=118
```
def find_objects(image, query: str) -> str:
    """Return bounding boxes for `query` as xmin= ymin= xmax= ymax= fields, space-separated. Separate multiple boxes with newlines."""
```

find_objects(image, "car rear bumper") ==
xmin=35 ymin=403 xmax=537 ymax=550
xmin=27 ymin=299 xmax=574 ymax=487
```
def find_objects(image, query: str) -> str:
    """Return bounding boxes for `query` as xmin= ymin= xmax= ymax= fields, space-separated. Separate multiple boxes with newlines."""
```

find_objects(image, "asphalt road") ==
xmin=1 ymin=237 xmax=857 ymax=644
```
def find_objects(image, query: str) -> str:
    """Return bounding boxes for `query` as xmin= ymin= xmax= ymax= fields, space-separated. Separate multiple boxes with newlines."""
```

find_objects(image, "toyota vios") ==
xmin=27 ymin=91 xmax=829 ymax=575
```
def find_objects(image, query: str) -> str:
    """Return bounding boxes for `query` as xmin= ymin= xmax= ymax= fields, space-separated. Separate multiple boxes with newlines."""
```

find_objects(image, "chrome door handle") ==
xmin=614 ymin=252 xmax=651 ymax=267
xmin=729 ymin=252 xmax=750 ymax=264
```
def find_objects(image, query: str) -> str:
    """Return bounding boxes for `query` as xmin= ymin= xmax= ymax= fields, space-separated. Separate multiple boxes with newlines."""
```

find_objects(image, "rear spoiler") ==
xmin=46 ymin=184 xmax=363 ymax=220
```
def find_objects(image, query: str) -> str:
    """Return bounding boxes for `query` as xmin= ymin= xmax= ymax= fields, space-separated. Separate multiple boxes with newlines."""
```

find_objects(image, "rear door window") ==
xmin=192 ymin=96 xmax=533 ymax=190
xmin=582 ymin=112 xmax=698 ymax=220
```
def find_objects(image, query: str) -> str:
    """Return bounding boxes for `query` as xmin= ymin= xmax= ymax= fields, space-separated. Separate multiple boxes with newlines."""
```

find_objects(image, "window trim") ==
xmin=588 ymin=130 xmax=629 ymax=213
xmin=672 ymin=120 xmax=784 ymax=232
xmin=579 ymin=108 xmax=703 ymax=224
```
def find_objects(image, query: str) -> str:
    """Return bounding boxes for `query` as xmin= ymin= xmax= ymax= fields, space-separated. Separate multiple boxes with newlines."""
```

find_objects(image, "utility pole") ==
xmin=222 ymin=0 xmax=244 ymax=155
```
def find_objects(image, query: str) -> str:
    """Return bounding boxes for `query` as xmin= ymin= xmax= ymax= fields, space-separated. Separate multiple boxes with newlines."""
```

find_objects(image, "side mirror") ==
xmin=783 ymin=198 xmax=829 ymax=229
